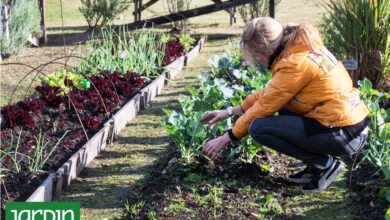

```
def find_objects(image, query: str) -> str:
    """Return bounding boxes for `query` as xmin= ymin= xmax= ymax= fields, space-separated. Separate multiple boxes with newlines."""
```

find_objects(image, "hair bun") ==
xmin=243 ymin=18 xmax=260 ymax=41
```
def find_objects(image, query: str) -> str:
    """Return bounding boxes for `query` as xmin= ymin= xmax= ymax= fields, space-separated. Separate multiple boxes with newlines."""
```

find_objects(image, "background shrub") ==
xmin=0 ymin=0 xmax=42 ymax=56
xmin=322 ymin=0 xmax=390 ymax=89
xmin=79 ymin=0 xmax=130 ymax=29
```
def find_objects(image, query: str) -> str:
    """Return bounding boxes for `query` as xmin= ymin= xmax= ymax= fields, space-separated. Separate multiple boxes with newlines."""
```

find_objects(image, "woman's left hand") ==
xmin=204 ymin=133 xmax=232 ymax=160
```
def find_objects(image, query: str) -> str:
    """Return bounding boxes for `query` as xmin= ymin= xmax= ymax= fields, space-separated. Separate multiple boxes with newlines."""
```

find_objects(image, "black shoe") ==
xmin=288 ymin=165 xmax=315 ymax=184
xmin=301 ymin=159 xmax=344 ymax=194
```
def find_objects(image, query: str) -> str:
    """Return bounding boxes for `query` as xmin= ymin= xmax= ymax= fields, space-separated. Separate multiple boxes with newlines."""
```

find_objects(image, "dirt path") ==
xmin=58 ymin=39 xmax=226 ymax=219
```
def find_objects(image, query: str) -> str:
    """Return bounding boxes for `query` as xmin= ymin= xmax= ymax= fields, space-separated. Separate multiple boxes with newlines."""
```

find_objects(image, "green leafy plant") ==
xmin=27 ymin=130 xmax=69 ymax=172
xmin=162 ymin=77 xmax=237 ymax=163
xmin=179 ymin=34 xmax=196 ymax=53
xmin=39 ymin=69 xmax=89 ymax=94
xmin=167 ymin=198 xmax=186 ymax=214
xmin=358 ymin=78 xmax=390 ymax=180
xmin=162 ymin=49 xmax=271 ymax=164
xmin=147 ymin=210 xmax=157 ymax=220
xmin=0 ymin=0 xmax=42 ymax=56
xmin=323 ymin=0 xmax=390 ymax=88
xmin=79 ymin=0 xmax=130 ymax=29
xmin=79 ymin=27 xmax=165 ymax=77
xmin=204 ymin=184 xmax=223 ymax=219
xmin=256 ymin=194 xmax=283 ymax=218
xmin=0 ymin=130 xmax=24 ymax=174
xmin=124 ymin=199 xmax=145 ymax=219
xmin=0 ymin=130 xmax=69 ymax=174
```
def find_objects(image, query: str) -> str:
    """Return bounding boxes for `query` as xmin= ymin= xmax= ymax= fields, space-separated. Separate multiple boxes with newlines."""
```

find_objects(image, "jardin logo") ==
xmin=6 ymin=202 xmax=80 ymax=220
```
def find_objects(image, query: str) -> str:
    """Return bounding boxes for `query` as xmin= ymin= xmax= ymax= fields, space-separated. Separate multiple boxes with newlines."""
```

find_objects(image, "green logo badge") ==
xmin=6 ymin=202 xmax=80 ymax=220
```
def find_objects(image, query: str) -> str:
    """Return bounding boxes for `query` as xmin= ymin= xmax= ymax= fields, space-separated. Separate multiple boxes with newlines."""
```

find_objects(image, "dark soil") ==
xmin=120 ymin=144 xmax=389 ymax=220
xmin=350 ymin=161 xmax=389 ymax=220
xmin=121 ymin=146 xmax=296 ymax=220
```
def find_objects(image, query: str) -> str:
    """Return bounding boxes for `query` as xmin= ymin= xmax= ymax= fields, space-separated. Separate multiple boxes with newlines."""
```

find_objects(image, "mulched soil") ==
xmin=350 ymin=161 xmax=389 ymax=220
xmin=121 ymin=146 xmax=296 ymax=219
xmin=121 ymin=144 xmax=389 ymax=220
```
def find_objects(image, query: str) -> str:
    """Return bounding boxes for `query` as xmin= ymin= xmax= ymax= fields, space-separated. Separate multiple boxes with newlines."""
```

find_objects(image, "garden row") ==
xmin=146 ymin=41 xmax=390 ymax=219
xmin=0 ymin=28 xmax=205 ymax=208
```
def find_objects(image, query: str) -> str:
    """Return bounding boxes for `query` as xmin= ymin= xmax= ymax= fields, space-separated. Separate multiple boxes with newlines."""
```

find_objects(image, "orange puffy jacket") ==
xmin=232 ymin=36 xmax=370 ymax=139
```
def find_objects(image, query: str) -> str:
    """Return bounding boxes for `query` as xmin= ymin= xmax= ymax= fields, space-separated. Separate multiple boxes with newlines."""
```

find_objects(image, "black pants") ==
xmin=248 ymin=110 xmax=368 ymax=169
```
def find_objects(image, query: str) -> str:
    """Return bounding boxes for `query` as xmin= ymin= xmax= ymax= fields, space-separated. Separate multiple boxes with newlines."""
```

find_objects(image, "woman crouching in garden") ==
xmin=202 ymin=17 xmax=370 ymax=193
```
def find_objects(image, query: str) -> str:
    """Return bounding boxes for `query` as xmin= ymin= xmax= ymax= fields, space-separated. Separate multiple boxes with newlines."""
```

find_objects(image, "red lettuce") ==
xmin=82 ymin=116 xmax=100 ymax=129
xmin=35 ymin=84 xmax=64 ymax=108
xmin=163 ymin=39 xmax=185 ymax=66
xmin=18 ymin=98 xmax=46 ymax=113
xmin=1 ymin=105 xmax=35 ymax=129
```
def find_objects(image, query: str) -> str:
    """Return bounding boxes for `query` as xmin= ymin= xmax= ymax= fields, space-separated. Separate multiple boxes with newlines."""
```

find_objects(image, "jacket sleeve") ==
xmin=232 ymin=61 xmax=312 ymax=139
xmin=240 ymin=90 xmax=265 ymax=112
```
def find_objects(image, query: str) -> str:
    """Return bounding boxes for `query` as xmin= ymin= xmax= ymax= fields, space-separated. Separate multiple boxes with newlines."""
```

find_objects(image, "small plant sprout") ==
xmin=0 ymin=129 xmax=24 ymax=174
xmin=124 ymin=199 xmax=145 ymax=218
xmin=27 ymin=130 xmax=70 ymax=172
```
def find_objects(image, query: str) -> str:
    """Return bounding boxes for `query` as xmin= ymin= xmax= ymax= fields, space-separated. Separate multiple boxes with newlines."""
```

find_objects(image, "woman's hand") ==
xmin=202 ymin=110 xmax=229 ymax=128
xmin=204 ymin=133 xmax=232 ymax=160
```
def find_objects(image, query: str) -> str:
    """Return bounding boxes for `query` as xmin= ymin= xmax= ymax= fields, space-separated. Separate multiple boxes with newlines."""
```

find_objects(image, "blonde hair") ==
xmin=240 ymin=17 xmax=324 ymax=62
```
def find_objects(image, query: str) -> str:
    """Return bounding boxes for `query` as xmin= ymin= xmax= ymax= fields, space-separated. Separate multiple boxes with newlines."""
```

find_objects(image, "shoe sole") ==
xmin=301 ymin=160 xmax=345 ymax=194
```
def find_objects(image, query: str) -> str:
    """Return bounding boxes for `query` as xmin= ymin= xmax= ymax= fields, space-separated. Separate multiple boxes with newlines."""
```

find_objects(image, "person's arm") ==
xmin=202 ymin=105 xmax=243 ymax=127
xmin=231 ymin=61 xmax=312 ymax=140
xmin=230 ymin=105 xmax=244 ymax=115
xmin=240 ymin=90 xmax=265 ymax=113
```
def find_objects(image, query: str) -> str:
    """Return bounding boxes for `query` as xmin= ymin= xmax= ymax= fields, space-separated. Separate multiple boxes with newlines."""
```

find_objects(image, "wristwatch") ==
xmin=227 ymin=106 xmax=234 ymax=116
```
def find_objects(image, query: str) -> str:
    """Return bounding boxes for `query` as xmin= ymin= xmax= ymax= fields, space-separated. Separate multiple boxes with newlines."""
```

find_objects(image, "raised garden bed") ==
xmin=0 ymin=37 xmax=205 ymax=205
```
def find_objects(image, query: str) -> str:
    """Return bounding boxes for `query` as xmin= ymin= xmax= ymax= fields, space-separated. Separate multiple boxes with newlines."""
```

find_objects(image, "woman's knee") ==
xmin=249 ymin=118 xmax=268 ymax=142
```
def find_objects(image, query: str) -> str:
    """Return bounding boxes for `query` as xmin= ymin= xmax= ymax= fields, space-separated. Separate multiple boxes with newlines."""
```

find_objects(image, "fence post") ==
xmin=269 ymin=0 xmax=275 ymax=18
xmin=39 ymin=0 xmax=46 ymax=44
xmin=134 ymin=0 xmax=142 ymax=22
xmin=0 ymin=4 xmax=10 ymax=40
xmin=229 ymin=7 xmax=237 ymax=25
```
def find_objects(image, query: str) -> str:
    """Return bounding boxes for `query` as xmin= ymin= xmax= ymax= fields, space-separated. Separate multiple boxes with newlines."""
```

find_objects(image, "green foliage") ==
xmin=0 ymin=130 xmax=69 ymax=174
xmin=147 ymin=210 xmax=157 ymax=220
xmin=0 ymin=129 xmax=24 ymax=174
xmin=167 ymin=198 xmax=186 ymax=214
xmin=162 ymin=51 xmax=271 ymax=164
xmin=161 ymin=108 xmax=226 ymax=164
xmin=225 ymin=39 xmax=242 ymax=58
xmin=79 ymin=27 xmax=165 ymax=77
xmin=160 ymin=33 xmax=172 ymax=44
xmin=378 ymin=187 xmax=390 ymax=203
xmin=27 ymin=130 xmax=69 ymax=172
xmin=124 ymin=199 xmax=145 ymax=219
xmin=39 ymin=69 xmax=89 ymax=94
xmin=358 ymin=78 xmax=390 ymax=180
xmin=0 ymin=0 xmax=42 ymax=56
xmin=322 ymin=0 xmax=390 ymax=88
xmin=79 ymin=0 xmax=130 ymax=29
xmin=179 ymin=34 xmax=196 ymax=53
xmin=238 ymin=0 xmax=282 ymax=23
xmin=256 ymin=194 xmax=283 ymax=218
